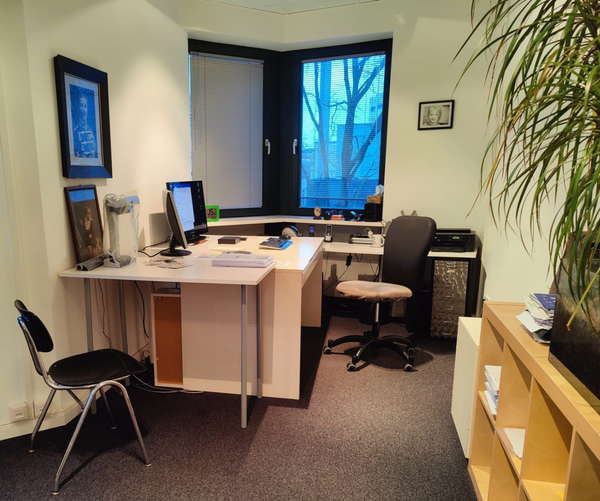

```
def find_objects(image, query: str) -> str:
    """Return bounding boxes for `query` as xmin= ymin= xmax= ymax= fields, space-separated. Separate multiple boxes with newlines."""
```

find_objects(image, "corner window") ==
xmin=300 ymin=53 xmax=387 ymax=210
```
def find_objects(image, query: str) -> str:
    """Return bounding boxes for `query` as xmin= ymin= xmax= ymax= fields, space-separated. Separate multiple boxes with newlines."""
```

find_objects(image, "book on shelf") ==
xmin=484 ymin=365 xmax=501 ymax=394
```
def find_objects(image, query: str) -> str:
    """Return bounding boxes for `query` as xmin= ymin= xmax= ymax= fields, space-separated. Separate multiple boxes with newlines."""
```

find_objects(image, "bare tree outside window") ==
xmin=300 ymin=53 xmax=386 ymax=209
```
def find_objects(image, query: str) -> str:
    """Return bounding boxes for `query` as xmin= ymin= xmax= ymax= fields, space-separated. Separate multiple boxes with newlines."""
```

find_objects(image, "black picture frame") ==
xmin=54 ymin=55 xmax=112 ymax=178
xmin=418 ymin=99 xmax=455 ymax=130
xmin=64 ymin=185 xmax=104 ymax=264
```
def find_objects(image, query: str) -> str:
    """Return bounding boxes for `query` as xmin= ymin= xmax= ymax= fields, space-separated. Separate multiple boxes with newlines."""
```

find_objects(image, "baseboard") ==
xmin=0 ymin=402 xmax=81 ymax=442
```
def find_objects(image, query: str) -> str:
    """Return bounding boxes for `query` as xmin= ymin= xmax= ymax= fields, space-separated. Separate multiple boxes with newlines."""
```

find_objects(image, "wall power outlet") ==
xmin=8 ymin=401 xmax=31 ymax=422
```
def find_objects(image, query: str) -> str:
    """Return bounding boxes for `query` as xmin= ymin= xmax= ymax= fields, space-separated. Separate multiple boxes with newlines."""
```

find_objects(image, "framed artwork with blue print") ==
xmin=54 ymin=55 xmax=112 ymax=178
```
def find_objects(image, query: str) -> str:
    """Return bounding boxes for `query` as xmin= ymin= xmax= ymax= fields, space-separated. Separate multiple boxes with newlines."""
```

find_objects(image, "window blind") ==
xmin=190 ymin=54 xmax=263 ymax=209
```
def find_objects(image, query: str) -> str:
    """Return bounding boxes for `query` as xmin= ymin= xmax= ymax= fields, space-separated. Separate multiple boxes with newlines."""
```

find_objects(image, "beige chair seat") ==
xmin=336 ymin=280 xmax=412 ymax=302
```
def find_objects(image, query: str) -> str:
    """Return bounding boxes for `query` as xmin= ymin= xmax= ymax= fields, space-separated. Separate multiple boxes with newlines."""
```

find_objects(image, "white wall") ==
xmin=0 ymin=0 xmax=190 ymax=438
xmin=169 ymin=0 xmax=489 ymax=233
xmin=0 ymin=0 xmax=47 ymax=435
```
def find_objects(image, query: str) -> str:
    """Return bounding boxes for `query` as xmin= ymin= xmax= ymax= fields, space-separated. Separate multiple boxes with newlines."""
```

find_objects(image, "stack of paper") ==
xmin=517 ymin=292 xmax=557 ymax=344
xmin=483 ymin=365 xmax=501 ymax=415
xmin=503 ymin=427 xmax=526 ymax=458
xmin=212 ymin=253 xmax=274 ymax=268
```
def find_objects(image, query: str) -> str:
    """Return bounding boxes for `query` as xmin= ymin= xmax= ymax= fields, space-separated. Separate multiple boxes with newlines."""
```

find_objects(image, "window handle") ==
xmin=264 ymin=138 xmax=271 ymax=156
xmin=292 ymin=138 xmax=298 ymax=156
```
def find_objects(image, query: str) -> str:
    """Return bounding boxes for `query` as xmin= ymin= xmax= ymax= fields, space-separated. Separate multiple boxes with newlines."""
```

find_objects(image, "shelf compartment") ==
xmin=496 ymin=345 xmax=531 ymax=430
xmin=521 ymin=480 xmax=565 ymax=501
xmin=469 ymin=398 xmax=495 ymax=499
xmin=496 ymin=426 xmax=524 ymax=474
xmin=478 ymin=319 xmax=504 ymax=381
xmin=468 ymin=464 xmax=491 ymax=501
xmin=564 ymin=433 xmax=600 ymax=501
xmin=521 ymin=381 xmax=572 ymax=487
xmin=488 ymin=436 xmax=520 ymax=501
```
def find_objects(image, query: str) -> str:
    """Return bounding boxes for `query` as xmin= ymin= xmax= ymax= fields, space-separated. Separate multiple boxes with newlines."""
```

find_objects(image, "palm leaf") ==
xmin=457 ymin=0 xmax=600 ymax=329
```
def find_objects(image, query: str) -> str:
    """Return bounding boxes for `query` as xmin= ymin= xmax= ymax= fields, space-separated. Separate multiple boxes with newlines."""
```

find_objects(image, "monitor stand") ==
xmin=160 ymin=248 xmax=191 ymax=257
xmin=160 ymin=237 xmax=192 ymax=257
xmin=190 ymin=235 xmax=208 ymax=245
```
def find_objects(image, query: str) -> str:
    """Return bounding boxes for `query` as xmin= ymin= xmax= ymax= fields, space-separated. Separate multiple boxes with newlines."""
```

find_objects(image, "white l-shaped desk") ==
xmin=60 ymin=236 xmax=323 ymax=428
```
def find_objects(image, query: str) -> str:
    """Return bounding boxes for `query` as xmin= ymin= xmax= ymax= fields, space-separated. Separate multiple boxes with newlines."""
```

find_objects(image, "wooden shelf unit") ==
xmin=468 ymin=302 xmax=600 ymax=501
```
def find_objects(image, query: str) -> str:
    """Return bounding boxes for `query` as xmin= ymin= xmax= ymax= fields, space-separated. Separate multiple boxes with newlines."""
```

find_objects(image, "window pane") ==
xmin=300 ymin=53 xmax=386 ymax=210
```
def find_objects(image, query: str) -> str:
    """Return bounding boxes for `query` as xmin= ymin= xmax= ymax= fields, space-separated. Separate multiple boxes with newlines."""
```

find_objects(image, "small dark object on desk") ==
xmin=218 ymin=236 xmax=241 ymax=244
xmin=76 ymin=255 xmax=105 ymax=271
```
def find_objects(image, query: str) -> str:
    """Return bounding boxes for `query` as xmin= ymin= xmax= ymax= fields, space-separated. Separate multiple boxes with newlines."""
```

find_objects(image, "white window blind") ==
xmin=190 ymin=54 xmax=263 ymax=209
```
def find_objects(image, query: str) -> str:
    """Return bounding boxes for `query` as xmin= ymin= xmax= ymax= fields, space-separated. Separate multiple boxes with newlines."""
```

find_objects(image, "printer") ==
xmin=431 ymin=228 xmax=477 ymax=253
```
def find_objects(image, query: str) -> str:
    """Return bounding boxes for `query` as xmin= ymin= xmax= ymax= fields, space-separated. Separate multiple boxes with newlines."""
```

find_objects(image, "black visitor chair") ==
xmin=14 ymin=300 xmax=151 ymax=495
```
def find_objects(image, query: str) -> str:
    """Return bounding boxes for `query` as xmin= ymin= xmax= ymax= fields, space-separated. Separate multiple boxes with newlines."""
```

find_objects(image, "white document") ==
xmin=504 ymin=427 xmax=526 ymax=458
xmin=484 ymin=365 xmax=502 ymax=394
xmin=483 ymin=390 xmax=498 ymax=416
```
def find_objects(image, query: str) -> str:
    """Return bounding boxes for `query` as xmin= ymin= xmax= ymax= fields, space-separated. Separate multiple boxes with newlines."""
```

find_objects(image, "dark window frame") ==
xmin=188 ymin=40 xmax=281 ymax=218
xmin=279 ymin=39 xmax=393 ymax=216
xmin=188 ymin=38 xmax=392 ymax=219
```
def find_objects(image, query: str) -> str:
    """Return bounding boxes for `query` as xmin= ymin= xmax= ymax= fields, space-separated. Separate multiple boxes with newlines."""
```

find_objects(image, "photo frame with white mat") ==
xmin=54 ymin=55 xmax=112 ymax=178
xmin=418 ymin=99 xmax=455 ymax=130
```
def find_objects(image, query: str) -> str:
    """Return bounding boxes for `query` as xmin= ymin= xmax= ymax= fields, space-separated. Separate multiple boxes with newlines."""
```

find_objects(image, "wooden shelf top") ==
xmin=521 ymin=479 xmax=565 ymax=501
xmin=483 ymin=301 xmax=600 ymax=460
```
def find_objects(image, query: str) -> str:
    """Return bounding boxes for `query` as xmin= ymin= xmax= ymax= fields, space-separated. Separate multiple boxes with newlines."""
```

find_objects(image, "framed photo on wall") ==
xmin=64 ymin=185 xmax=104 ymax=264
xmin=418 ymin=100 xmax=455 ymax=130
xmin=54 ymin=55 xmax=112 ymax=178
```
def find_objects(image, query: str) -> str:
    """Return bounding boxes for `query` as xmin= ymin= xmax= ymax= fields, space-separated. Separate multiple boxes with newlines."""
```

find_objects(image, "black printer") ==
xmin=431 ymin=228 xmax=476 ymax=253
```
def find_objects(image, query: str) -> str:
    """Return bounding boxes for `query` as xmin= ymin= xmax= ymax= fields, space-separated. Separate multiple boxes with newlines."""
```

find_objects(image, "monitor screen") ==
xmin=166 ymin=181 xmax=208 ymax=243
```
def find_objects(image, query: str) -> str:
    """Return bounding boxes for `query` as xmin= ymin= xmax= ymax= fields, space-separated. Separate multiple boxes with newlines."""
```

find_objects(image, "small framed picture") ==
xmin=418 ymin=100 xmax=455 ymax=130
xmin=54 ymin=55 xmax=112 ymax=178
xmin=64 ymin=185 xmax=104 ymax=264
xmin=206 ymin=205 xmax=220 ymax=222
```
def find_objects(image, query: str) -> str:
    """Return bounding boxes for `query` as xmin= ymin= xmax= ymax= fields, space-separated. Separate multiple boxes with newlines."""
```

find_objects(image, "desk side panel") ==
xmin=180 ymin=283 xmax=259 ymax=396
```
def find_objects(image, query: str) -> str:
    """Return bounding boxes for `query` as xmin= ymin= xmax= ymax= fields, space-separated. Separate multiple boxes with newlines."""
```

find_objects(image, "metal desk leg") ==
xmin=256 ymin=285 xmax=261 ymax=399
xmin=241 ymin=285 xmax=248 ymax=429
xmin=84 ymin=278 xmax=94 ymax=352
xmin=83 ymin=278 xmax=96 ymax=414
xmin=118 ymin=281 xmax=128 ymax=354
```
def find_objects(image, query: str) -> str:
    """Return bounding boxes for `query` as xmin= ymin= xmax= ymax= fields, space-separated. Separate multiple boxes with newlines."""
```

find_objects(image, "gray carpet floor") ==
xmin=0 ymin=316 xmax=475 ymax=500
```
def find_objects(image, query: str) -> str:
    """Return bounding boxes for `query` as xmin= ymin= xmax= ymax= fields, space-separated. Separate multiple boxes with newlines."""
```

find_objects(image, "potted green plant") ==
xmin=458 ymin=1 xmax=600 ymax=398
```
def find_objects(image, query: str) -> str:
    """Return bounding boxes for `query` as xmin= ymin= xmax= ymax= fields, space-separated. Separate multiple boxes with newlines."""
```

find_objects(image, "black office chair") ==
xmin=14 ymin=300 xmax=151 ymax=495
xmin=323 ymin=216 xmax=436 ymax=371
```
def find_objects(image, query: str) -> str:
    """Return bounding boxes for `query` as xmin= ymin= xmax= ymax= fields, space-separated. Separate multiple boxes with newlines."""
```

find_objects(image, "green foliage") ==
xmin=457 ymin=0 xmax=600 ymax=325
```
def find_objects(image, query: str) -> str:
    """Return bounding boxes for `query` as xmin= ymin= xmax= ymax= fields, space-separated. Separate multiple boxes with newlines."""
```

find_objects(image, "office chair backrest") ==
xmin=382 ymin=216 xmax=436 ymax=292
xmin=14 ymin=300 xmax=54 ymax=376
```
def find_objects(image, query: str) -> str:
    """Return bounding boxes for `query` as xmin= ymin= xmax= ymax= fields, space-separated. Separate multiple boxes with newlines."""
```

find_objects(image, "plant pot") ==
xmin=549 ymin=261 xmax=600 ymax=404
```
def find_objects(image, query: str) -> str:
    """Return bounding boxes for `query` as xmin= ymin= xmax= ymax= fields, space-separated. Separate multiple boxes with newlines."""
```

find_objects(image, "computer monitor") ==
xmin=161 ymin=190 xmax=192 ymax=257
xmin=165 ymin=180 xmax=208 ymax=244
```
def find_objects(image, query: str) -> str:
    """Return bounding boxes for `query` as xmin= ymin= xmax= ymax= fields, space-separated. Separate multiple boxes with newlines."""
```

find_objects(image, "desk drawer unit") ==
xmin=151 ymin=292 xmax=183 ymax=387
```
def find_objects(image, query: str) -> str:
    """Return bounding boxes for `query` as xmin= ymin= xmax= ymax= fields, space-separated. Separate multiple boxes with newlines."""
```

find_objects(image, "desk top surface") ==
xmin=60 ymin=236 xmax=323 ymax=285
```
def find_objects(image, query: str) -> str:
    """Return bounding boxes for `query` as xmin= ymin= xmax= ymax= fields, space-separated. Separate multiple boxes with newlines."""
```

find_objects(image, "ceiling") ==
xmin=216 ymin=0 xmax=379 ymax=14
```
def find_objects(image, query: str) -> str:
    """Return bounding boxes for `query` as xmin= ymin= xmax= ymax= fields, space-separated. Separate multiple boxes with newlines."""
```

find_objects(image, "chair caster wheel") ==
xmin=403 ymin=363 xmax=414 ymax=372
xmin=323 ymin=346 xmax=333 ymax=355
xmin=346 ymin=362 xmax=358 ymax=372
